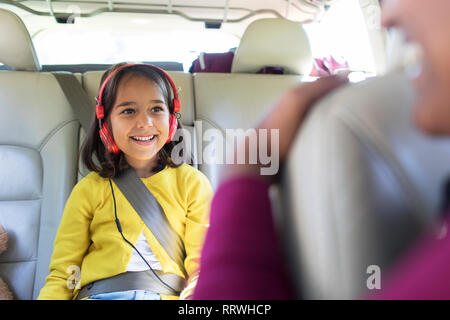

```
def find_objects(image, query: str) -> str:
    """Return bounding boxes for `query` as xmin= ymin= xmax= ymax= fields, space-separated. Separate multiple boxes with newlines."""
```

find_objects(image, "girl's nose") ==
xmin=136 ymin=112 xmax=153 ymax=128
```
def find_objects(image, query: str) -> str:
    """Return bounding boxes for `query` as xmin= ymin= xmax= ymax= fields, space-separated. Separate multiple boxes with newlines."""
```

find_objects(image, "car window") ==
xmin=304 ymin=0 xmax=377 ymax=80
xmin=32 ymin=23 xmax=239 ymax=71
xmin=0 ymin=0 xmax=379 ymax=77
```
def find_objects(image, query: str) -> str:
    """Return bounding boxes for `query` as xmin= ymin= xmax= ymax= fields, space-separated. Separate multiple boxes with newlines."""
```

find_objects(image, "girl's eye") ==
xmin=121 ymin=108 xmax=135 ymax=115
xmin=152 ymin=106 xmax=163 ymax=112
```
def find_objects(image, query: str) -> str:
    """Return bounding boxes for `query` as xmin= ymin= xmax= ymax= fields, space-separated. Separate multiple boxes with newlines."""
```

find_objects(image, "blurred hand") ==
xmin=257 ymin=73 xmax=349 ymax=162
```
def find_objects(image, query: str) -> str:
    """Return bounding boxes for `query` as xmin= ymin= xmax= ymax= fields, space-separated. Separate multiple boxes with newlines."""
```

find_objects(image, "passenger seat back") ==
xmin=281 ymin=72 xmax=450 ymax=299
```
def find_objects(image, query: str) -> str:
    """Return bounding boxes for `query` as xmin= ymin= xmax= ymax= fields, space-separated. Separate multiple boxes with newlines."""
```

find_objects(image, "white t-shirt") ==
xmin=126 ymin=232 xmax=163 ymax=271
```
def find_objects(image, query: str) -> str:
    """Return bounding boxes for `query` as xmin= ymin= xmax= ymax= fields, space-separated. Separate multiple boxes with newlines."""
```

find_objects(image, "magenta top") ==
xmin=193 ymin=176 xmax=450 ymax=299
xmin=368 ymin=213 xmax=450 ymax=299
xmin=193 ymin=176 xmax=293 ymax=299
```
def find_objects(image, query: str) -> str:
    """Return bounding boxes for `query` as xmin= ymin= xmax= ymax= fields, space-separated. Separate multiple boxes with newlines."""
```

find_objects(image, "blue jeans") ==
xmin=86 ymin=290 xmax=161 ymax=300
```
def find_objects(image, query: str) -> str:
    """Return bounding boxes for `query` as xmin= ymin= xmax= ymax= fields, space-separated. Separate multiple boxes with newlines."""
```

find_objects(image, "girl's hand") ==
xmin=221 ymin=74 xmax=349 ymax=183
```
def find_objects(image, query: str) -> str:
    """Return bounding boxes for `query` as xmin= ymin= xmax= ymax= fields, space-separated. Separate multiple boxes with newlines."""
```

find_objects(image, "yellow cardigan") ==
xmin=37 ymin=164 xmax=213 ymax=300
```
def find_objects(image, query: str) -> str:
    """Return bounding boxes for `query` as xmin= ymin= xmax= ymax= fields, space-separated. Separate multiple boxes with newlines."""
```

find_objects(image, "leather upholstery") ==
xmin=194 ymin=73 xmax=303 ymax=188
xmin=0 ymin=9 xmax=79 ymax=299
xmin=0 ymin=9 xmax=40 ymax=71
xmin=0 ymin=72 xmax=79 ymax=299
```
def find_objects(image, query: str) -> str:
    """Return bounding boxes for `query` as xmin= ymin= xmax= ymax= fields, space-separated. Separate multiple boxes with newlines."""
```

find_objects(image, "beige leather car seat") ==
xmin=0 ymin=9 xmax=80 ymax=299
xmin=280 ymin=72 xmax=450 ymax=299
xmin=231 ymin=18 xmax=312 ymax=75
xmin=194 ymin=18 xmax=313 ymax=188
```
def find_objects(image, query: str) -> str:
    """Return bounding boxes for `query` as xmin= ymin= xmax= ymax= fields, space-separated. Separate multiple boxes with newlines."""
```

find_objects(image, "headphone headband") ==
xmin=96 ymin=63 xmax=180 ymax=120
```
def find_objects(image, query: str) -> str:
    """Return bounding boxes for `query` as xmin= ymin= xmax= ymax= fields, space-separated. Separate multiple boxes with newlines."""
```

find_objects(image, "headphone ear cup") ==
xmin=166 ymin=113 xmax=178 ymax=143
xmin=99 ymin=122 xmax=120 ymax=154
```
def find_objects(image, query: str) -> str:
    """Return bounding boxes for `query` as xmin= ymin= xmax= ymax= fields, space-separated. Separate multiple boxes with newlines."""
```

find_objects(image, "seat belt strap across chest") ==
xmin=113 ymin=168 xmax=186 ymax=267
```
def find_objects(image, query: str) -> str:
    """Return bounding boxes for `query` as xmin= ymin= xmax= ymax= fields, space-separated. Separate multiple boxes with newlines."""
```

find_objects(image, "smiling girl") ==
xmin=38 ymin=63 xmax=213 ymax=300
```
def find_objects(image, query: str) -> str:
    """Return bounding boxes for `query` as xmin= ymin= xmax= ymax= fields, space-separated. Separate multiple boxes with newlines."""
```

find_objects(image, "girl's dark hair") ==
xmin=80 ymin=62 xmax=186 ymax=178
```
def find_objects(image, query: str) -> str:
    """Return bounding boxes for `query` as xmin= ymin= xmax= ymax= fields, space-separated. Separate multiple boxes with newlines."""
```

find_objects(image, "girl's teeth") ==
xmin=132 ymin=136 xmax=154 ymax=141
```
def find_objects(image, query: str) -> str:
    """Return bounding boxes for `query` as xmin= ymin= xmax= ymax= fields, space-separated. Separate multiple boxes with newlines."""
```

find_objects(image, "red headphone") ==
xmin=95 ymin=63 xmax=181 ymax=154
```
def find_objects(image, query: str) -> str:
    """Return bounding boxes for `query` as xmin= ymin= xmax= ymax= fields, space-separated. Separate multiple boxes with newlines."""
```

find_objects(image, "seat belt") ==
xmin=76 ymin=269 xmax=185 ymax=299
xmin=114 ymin=167 xmax=186 ymax=267
xmin=52 ymin=72 xmax=93 ymax=132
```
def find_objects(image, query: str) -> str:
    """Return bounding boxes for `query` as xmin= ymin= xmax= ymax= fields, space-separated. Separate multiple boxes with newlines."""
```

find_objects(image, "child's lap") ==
xmin=86 ymin=290 xmax=161 ymax=300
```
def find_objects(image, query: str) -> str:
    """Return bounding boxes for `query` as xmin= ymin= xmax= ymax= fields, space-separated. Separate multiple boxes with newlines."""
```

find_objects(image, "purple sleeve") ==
xmin=368 ymin=213 xmax=450 ymax=300
xmin=193 ymin=176 xmax=293 ymax=300
xmin=193 ymin=176 xmax=450 ymax=300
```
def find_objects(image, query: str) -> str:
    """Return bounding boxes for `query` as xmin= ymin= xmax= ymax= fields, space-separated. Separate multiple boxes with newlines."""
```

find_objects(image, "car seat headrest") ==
xmin=231 ymin=18 xmax=313 ymax=75
xmin=0 ymin=9 xmax=41 ymax=72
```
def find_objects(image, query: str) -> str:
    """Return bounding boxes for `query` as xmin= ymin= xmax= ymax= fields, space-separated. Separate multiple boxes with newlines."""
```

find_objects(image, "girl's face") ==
xmin=382 ymin=0 xmax=450 ymax=135
xmin=109 ymin=74 xmax=170 ymax=173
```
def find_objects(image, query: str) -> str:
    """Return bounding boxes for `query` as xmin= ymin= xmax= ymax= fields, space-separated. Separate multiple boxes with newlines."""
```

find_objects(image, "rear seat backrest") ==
xmin=194 ymin=18 xmax=313 ymax=188
xmin=0 ymin=9 xmax=80 ymax=299
xmin=194 ymin=73 xmax=304 ymax=188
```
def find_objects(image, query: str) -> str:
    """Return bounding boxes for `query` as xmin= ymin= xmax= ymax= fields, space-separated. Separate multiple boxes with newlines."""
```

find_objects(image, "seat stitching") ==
xmin=38 ymin=119 xmax=79 ymax=152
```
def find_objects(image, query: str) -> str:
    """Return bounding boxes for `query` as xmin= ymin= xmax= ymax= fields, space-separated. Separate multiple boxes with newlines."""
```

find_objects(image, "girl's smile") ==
xmin=109 ymin=73 xmax=170 ymax=177
xmin=130 ymin=135 xmax=157 ymax=146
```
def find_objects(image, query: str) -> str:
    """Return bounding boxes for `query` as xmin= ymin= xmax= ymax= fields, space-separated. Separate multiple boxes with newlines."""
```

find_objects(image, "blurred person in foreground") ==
xmin=193 ymin=0 xmax=450 ymax=300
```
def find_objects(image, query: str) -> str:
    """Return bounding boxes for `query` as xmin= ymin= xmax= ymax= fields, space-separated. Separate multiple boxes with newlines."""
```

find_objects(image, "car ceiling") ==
xmin=0 ymin=0 xmax=336 ymax=39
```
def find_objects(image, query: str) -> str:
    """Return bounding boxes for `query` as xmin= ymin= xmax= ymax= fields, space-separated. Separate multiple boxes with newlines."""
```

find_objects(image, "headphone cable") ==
xmin=108 ymin=178 xmax=178 ymax=295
